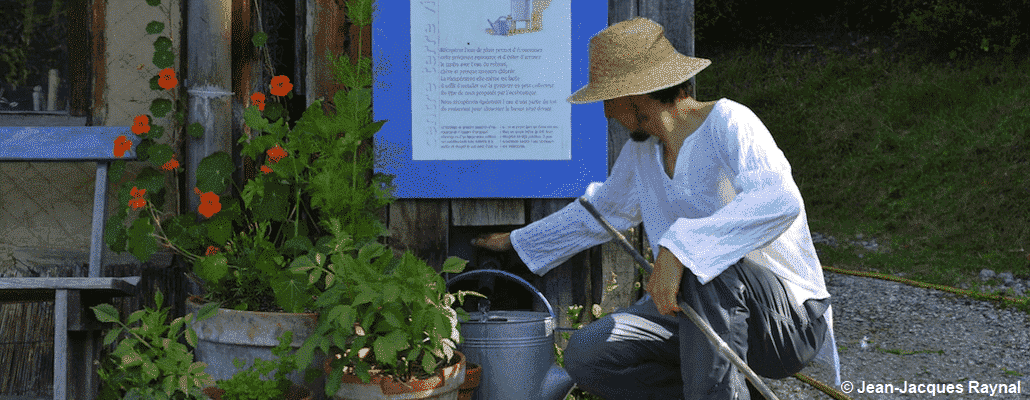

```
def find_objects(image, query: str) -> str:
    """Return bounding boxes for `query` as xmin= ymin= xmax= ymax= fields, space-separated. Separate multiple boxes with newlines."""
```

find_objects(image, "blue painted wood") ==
xmin=0 ymin=126 xmax=137 ymax=161
xmin=0 ymin=125 xmax=140 ymax=399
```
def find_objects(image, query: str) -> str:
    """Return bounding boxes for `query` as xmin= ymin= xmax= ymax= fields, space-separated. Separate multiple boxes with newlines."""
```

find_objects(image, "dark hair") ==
xmin=646 ymin=79 xmax=694 ymax=104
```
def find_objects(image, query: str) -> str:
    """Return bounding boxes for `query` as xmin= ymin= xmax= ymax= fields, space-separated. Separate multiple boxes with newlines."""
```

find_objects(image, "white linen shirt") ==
xmin=510 ymin=98 xmax=840 ymax=385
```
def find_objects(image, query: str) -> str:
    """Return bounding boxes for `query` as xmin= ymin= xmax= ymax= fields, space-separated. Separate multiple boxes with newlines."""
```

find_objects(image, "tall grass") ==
xmin=700 ymin=45 xmax=1030 ymax=289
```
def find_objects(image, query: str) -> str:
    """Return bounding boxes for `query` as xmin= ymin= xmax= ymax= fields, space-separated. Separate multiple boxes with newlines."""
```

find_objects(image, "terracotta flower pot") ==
xmin=203 ymin=383 xmax=313 ymax=400
xmin=325 ymin=351 xmax=467 ymax=400
xmin=457 ymin=362 xmax=481 ymax=400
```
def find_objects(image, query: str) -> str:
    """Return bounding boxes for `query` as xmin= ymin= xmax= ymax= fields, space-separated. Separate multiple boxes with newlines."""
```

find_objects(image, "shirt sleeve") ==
xmin=658 ymin=106 xmax=803 ymax=284
xmin=510 ymin=141 xmax=644 ymax=276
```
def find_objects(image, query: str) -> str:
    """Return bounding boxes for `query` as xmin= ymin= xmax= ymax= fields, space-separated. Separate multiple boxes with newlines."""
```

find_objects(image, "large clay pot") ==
xmin=457 ymin=363 xmax=481 ymax=400
xmin=186 ymin=296 xmax=327 ymax=400
xmin=204 ymin=383 xmax=313 ymax=400
xmin=326 ymin=351 xmax=467 ymax=400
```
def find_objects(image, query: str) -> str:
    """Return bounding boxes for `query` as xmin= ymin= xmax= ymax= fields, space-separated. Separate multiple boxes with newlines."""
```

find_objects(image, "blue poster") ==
xmin=374 ymin=0 xmax=607 ymax=198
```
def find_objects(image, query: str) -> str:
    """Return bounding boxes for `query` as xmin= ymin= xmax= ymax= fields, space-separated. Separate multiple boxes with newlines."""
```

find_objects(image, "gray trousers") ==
xmin=564 ymin=259 xmax=828 ymax=400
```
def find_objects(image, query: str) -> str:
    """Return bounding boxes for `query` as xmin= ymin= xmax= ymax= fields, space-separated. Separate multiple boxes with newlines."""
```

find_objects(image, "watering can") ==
xmin=447 ymin=269 xmax=575 ymax=400
xmin=487 ymin=16 xmax=510 ymax=36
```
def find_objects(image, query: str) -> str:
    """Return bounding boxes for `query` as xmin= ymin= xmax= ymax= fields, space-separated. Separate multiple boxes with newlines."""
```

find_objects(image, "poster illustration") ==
xmin=411 ymin=0 xmax=571 ymax=161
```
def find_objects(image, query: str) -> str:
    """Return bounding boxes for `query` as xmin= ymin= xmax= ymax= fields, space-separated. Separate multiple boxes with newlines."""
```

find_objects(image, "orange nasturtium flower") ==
xmin=161 ymin=154 xmax=180 ymax=171
xmin=113 ymin=135 xmax=133 ymax=157
xmin=205 ymin=246 xmax=219 ymax=256
xmin=158 ymin=68 xmax=178 ymax=90
xmin=129 ymin=186 xmax=147 ymax=210
xmin=270 ymin=75 xmax=293 ymax=97
xmin=266 ymin=144 xmax=288 ymax=163
xmin=260 ymin=165 xmax=273 ymax=174
xmin=131 ymin=115 xmax=150 ymax=135
xmin=250 ymin=92 xmax=266 ymax=111
xmin=197 ymin=191 xmax=222 ymax=218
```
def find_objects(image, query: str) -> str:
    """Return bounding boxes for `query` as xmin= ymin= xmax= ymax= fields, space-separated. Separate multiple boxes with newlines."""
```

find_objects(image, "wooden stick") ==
xmin=577 ymin=196 xmax=780 ymax=400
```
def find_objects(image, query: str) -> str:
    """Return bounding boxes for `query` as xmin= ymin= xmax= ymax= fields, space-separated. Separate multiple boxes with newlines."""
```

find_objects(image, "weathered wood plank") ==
xmin=388 ymin=199 xmax=449 ymax=270
xmin=0 ymin=127 xmax=137 ymax=161
xmin=451 ymin=199 xmax=525 ymax=226
xmin=0 ymin=278 xmax=139 ymax=303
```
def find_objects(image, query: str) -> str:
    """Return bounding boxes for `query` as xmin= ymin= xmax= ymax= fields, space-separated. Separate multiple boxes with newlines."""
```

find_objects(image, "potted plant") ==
xmin=292 ymin=221 xmax=484 ymax=399
xmin=104 ymin=0 xmax=389 ymax=391
xmin=91 ymin=290 xmax=219 ymax=399
xmin=203 ymin=331 xmax=313 ymax=400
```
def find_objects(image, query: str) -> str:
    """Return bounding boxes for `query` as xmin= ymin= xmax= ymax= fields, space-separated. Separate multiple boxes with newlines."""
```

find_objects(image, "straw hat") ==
xmin=568 ymin=17 xmax=711 ymax=104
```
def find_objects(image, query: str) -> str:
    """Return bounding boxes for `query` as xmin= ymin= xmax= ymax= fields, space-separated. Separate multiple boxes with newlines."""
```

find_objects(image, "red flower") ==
xmin=132 ymin=115 xmax=150 ymax=135
xmin=205 ymin=246 xmax=219 ymax=256
xmin=197 ymin=191 xmax=222 ymax=218
xmin=129 ymin=197 xmax=146 ymax=210
xmin=129 ymin=186 xmax=147 ymax=210
xmin=158 ymin=68 xmax=178 ymax=90
xmin=161 ymin=154 xmax=180 ymax=171
xmin=266 ymin=144 xmax=288 ymax=163
xmin=194 ymin=187 xmax=202 ymax=196
xmin=250 ymin=92 xmax=266 ymax=111
xmin=113 ymin=136 xmax=133 ymax=157
xmin=260 ymin=165 xmax=273 ymax=174
xmin=270 ymin=75 xmax=292 ymax=97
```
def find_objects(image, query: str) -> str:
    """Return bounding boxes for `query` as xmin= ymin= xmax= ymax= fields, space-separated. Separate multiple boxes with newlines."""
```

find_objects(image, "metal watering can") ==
xmin=447 ymin=269 xmax=575 ymax=400
xmin=487 ymin=16 xmax=510 ymax=36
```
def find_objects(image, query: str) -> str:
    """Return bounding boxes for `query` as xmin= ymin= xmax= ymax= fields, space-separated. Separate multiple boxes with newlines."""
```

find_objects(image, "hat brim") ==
xmin=568 ymin=54 xmax=711 ymax=104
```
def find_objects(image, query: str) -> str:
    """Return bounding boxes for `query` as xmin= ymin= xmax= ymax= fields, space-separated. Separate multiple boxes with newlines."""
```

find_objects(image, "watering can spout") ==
xmin=541 ymin=364 xmax=575 ymax=400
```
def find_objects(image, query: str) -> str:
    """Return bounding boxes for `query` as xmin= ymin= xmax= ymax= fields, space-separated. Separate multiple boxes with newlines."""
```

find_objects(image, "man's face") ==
xmin=604 ymin=95 xmax=655 ymax=142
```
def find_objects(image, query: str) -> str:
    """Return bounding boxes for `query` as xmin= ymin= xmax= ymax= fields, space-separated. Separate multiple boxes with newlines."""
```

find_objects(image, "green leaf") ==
xmin=186 ymin=326 xmax=198 ymax=348
xmin=196 ymin=301 xmax=221 ymax=322
xmin=196 ymin=254 xmax=228 ymax=282
xmin=146 ymin=0 xmax=161 ymax=6
xmin=441 ymin=256 xmax=468 ymax=273
xmin=153 ymin=36 xmax=172 ymax=52
xmin=195 ymin=152 xmax=235 ymax=194
xmin=243 ymin=105 xmax=270 ymax=133
xmin=149 ymin=75 xmax=162 ymax=91
xmin=271 ymin=271 xmax=308 ymax=313
xmin=108 ymin=159 xmax=126 ymax=183
xmin=252 ymin=32 xmax=268 ymax=47
xmin=204 ymin=214 xmax=232 ymax=244
xmin=252 ymin=179 xmax=290 ymax=222
xmin=104 ymin=211 xmax=127 ymax=253
xmin=91 ymin=304 xmax=120 ymax=323
xmin=162 ymin=214 xmax=204 ymax=251
xmin=146 ymin=21 xmax=165 ymax=35
xmin=146 ymin=124 xmax=165 ymax=141
xmin=283 ymin=236 xmax=313 ymax=257
xmin=187 ymin=122 xmax=204 ymax=139
xmin=127 ymin=217 xmax=157 ymax=263
xmin=153 ymin=50 xmax=175 ymax=69
xmin=103 ymin=327 xmax=123 ymax=346
xmin=373 ymin=331 xmax=408 ymax=368
xmin=352 ymin=288 xmax=377 ymax=307
xmin=150 ymin=98 xmax=173 ymax=118
xmin=146 ymin=143 xmax=174 ymax=167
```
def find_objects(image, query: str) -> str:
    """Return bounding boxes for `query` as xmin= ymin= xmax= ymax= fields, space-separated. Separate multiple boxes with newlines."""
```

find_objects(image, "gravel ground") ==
xmin=755 ymin=233 xmax=1030 ymax=399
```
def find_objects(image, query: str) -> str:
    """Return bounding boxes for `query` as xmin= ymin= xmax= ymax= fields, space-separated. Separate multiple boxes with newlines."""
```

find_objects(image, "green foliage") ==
xmin=701 ymin=43 xmax=1030 ymax=291
xmin=216 ymin=331 xmax=297 ymax=400
xmin=693 ymin=0 xmax=1029 ymax=56
xmin=91 ymin=290 xmax=221 ymax=400
xmin=294 ymin=226 xmax=482 ymax=396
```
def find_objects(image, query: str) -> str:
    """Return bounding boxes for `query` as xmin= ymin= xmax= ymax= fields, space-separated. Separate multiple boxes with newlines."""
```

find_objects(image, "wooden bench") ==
xmin=0 ymin=126 xmax=142 ymax=400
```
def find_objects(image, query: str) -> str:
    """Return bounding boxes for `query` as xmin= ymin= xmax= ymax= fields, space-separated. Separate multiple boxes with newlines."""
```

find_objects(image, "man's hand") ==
xmin=471 ymin=232 xmax=513 ymax=252
xmin=646 ymin=247 xmax=685 ymax=316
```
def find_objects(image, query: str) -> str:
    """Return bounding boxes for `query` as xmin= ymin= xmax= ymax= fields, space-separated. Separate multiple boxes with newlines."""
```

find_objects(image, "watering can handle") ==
xmin=446 ymin=269 xmax=557 ymax=321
